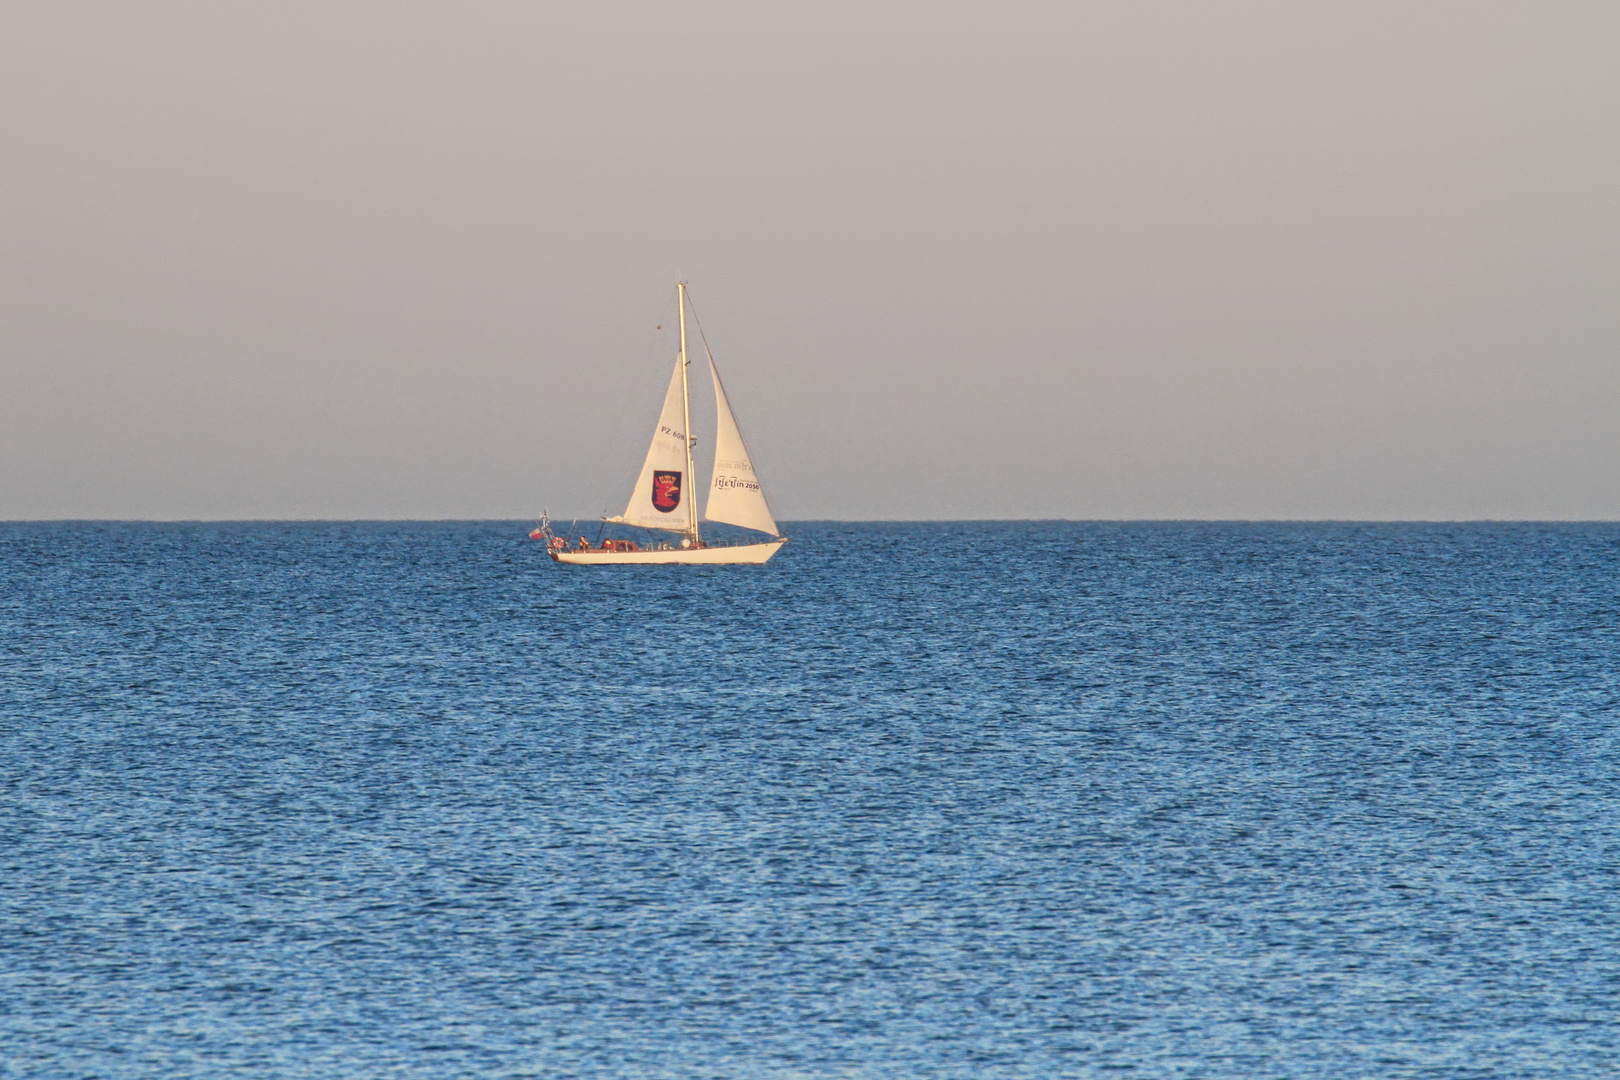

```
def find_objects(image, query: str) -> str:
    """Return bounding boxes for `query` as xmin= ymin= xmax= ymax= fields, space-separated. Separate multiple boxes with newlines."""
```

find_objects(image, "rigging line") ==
xmin=683 ymin=291 xmax=783 ymax=532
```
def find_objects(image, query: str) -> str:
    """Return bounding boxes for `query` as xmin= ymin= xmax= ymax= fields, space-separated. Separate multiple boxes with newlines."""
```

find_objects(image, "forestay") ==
xmin=608 ymin=355 xmax=691 ymax=531
xmin=703 ymin=357 xmax=778 ymax=536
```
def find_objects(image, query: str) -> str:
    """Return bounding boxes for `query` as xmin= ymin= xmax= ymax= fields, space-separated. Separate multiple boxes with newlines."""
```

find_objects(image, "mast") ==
xmin=677 ymin=281 xmax=700 ymax=546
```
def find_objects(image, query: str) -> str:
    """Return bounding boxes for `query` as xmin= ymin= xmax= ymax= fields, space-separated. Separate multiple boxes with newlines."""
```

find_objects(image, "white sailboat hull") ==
xmin=550 ymin=539 xmax=786 ymax=565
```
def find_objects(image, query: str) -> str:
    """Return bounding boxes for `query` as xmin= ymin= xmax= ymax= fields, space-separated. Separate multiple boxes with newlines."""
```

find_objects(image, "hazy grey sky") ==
xmin=3 ymin=2 xmax=1617 ymax=519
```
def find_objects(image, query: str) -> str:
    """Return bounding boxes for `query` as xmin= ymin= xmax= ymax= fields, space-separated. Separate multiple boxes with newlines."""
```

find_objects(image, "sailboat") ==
xmin=536 ymin=281 xmax=787 ymax=565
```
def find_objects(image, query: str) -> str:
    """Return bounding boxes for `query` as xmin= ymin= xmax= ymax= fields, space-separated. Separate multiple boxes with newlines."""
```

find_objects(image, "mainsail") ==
xmin=704 ymin=357 xmax=778 ymax=536
xmin=608 ymin=354 xmax=691 ymax=531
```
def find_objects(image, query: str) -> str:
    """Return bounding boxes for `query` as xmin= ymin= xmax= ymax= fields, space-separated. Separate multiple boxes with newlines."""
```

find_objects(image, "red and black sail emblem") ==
xmin=651 ymin=470 xmax=682 ymax=513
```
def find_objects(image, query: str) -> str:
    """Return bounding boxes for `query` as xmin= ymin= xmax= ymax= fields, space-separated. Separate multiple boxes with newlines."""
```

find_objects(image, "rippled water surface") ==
xmin=3 ymin=521 xmax=1619 ymax=1078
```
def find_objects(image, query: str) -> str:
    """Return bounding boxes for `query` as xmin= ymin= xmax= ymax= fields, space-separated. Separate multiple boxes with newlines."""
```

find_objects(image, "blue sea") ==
xmin=3 ymin=521 xmax=1618 ymax=1079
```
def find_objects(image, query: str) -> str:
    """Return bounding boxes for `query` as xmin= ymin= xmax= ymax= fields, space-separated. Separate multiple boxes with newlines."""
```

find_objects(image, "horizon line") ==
xmin=4 ymin=517 xmax=1619 ymax=526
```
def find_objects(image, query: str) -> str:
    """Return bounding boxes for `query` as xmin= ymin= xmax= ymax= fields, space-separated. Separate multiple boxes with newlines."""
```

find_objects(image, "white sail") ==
xmin=608 ymin=353 xmax=692 ymax=531
xmin=703 ymin=356 xmax=778 ymax=536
